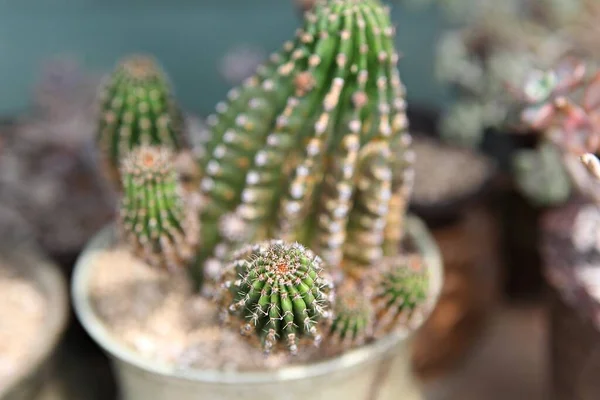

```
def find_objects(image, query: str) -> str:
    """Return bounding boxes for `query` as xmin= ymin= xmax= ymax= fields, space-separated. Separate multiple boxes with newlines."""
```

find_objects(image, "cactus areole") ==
xmin=220 ymin=240 xmax=335 ymax=355
xmin=197 ymin=0 xmax=413 ymax=281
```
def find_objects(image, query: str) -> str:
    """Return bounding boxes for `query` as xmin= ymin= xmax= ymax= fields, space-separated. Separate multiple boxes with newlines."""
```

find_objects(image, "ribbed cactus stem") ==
xmin=314 ymin=132 xmax=360 ymax=270
xmin=219 ymin=240 xmax=334 ymax=355
xmin=196 ymin=0 xmax=411 ymax=282
xmin=384 ymin=135 xmax=415 ymax=256
xmin=344 ymin=141 xmax=393 ymax=267
xmin=327 ymin=286 xmax=374 ymax=349
xmin=97 ymin=54 xmax=185 ymax=187
xmin=119 ymin=145 xmax=199 ymax=271
xmin=372 ymin=255 xmax=429 ymax=337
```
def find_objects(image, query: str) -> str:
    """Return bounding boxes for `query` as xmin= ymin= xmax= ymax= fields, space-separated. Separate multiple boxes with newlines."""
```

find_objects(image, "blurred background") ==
xmin=0 ymin=0 xmax=450 ymax=116
xmin=3 ymin=0 xmax=600 ymax=399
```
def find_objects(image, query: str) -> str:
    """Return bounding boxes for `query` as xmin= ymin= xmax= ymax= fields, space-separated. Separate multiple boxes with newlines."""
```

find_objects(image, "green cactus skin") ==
xmin=219 ymin=240 xmax=334 ymax=355
xmin=97 ymin=55 xmax=186 ymax=187
xmin=119 ymin=145 xmax=200 ymax=271
xmin=327 ymin=285 xmax=374 ymax=349
xmin=196 ymin=0 xmax=413 ymax=281
xmin=372 ymin=254 xmax=429 ymax=337
xmin=384 ymin=134 xmax=415 ymax=256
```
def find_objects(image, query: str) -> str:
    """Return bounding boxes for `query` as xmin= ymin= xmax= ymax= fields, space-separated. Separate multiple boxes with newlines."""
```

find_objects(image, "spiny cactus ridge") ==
xmin=219 ymin=240 xmax=335 ymax=355
xmin=97 ymin=55 xmax=186 ymax=186
xmin=119 ymin=145 xmax=200 ymax=271
xmin=372 ymin=254 xmax=429 ymax=336
xmin=197 ymin=0 xmax=413 ymax=279
xmin=327 ymin=285 xmax=374 ymax=348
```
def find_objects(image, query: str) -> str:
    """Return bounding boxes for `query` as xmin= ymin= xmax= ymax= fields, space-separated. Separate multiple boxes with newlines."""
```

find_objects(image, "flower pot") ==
xmin=72 ymin=215 xmax=443 ymax=400
xmin=542 ymin=197 xmax=600 ymax=400
xmin=549 ymin=288 xmax=600 ymax=400
xmin=0 ymin=228 xmax=69 ymax=400
xmin=412 ymin=206 xmax=501 ymax=381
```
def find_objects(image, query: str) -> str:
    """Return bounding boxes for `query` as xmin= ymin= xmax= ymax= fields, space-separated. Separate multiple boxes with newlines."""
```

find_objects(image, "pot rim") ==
xmin=0 ymin=238 xmax=69 ymax=397
xmin=72 ymin=214 xmax=443 ymax=384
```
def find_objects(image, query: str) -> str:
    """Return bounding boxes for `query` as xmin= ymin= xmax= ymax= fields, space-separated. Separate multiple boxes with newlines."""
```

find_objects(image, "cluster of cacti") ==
xmin=96 ymin=54 xmax=186 ymax=187
xmin=197 ymin=0 xmax=413 ymax=279
xmin=218 ymin=240 xmax=334 ymax=354
xmin=95 ymin=0 xmax=432 ymax=357
xmin=118 ymin=145 xmax=199 ymax=271
xmin=218 ymin=239 xmax=429 ymax=354
xmin=371 ymin=255 xmax=428 ymax=337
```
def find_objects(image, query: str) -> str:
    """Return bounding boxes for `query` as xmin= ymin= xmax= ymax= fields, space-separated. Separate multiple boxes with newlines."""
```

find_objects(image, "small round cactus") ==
xmin=119 ymin=145 xmax=199 ymax=271
xmin=372 ymin=255 xmax=429 ymax=336
xmin=220 ymin=240 xmax=334 ymax=355
xmin=97 ymin=54 xmax=185 ymax=187
xmin=327 ymin=286 xmax=374 ymax=349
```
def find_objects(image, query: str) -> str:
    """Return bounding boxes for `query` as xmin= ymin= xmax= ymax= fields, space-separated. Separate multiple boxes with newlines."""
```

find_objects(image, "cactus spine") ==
xmin=196 ymin=0 xmax=413 ymax=281
xmin=372 ymin=255 xmax=429 ymax=336
xmin=97 ymin=55 xmax=186 ymax=186
xmin=119 ymin=145 xmax=199 ymax=271
xmin=219 ymin=240 xmax=334 ymax=355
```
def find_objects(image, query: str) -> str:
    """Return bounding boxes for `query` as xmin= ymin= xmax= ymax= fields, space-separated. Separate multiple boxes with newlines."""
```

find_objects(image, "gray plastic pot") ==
xmin=0 ymin=238 xmax=69 ymax=400
xmin=72 ymin=215 xmax=443 ymax=400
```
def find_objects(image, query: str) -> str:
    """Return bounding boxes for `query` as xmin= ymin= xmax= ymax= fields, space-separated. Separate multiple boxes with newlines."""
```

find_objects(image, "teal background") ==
xmin=0 ymin=0 xmax=451 ymax=117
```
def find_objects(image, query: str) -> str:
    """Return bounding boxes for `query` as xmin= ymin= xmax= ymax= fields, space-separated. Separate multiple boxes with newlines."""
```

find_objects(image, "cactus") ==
xmin=219 ymin=240 xmax=334 ymax=355
xmin=196 ymin=0 xmax=413 ymax=281
xmin=372 ymin=254 xmax=429 ymax=336
xmin=97 ymin=54 xmax=186 ymax=187
xmin=327 ymin=285 xmax=374 ymax=348
xmin=119 ymin=145 xmax=199 ymax=271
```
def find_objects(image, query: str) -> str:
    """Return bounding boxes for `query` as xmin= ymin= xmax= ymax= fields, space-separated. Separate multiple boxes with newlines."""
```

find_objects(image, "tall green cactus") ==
xmin=97 ymin=54 xmax=186 ymax=187
xmin=196 ymin=0 xmax=413 ymax=281
xmin=219 ymin=240 xmax=334 ymax=355
xmin=119 ymin=145 xmax=199 ymax=271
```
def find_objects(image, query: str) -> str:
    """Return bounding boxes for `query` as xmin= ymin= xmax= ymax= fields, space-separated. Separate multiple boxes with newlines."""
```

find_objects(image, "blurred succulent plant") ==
xmin=514 ymin=58 xmax=600 ymax=155
xmin=428 ymin=0 xmax=598 ymax=149
xmin=512 ymin=142 xmax=572 ymax=207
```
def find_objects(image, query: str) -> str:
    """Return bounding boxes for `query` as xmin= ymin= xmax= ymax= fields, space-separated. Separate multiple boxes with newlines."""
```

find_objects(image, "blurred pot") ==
xmin=542 ymin=197 xmax=600 ymax=400
xmin=0 ymin=209 xmax=69 ymax=400
xmin=72 ymin=216 xmax=443 ymax=400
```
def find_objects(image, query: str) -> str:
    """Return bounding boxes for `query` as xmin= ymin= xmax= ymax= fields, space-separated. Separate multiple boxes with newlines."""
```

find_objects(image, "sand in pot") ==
xmin=0 ymin=263 xmax=46 ymax=390
xmin=88 ymin=242 xmax=427 ymax=371
xmin=88 ymin=247 xmax=327 ymax=371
